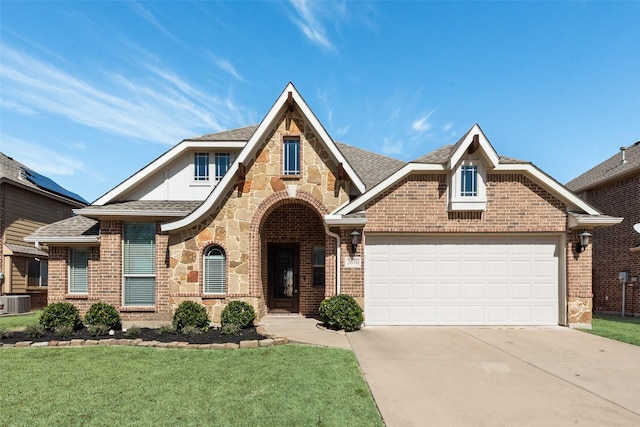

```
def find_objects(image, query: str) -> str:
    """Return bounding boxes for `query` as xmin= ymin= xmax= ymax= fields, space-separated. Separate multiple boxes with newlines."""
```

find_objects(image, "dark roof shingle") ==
xmin=566 ymin=141 xmax=640 ymax=192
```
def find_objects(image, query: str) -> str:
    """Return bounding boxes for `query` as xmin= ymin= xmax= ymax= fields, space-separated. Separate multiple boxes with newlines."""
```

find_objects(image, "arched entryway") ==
xmin=250 ymin=191 xmax=333 ymax=316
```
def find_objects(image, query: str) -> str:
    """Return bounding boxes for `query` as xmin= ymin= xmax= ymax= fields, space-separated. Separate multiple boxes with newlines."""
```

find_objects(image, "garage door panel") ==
xmin=365 ymin=235 xmax=560 ymax=326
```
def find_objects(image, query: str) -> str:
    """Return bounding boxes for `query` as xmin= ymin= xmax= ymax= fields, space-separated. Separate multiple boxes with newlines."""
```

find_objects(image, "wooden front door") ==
xmin=268 ymin=244 xmax=300 ymax=312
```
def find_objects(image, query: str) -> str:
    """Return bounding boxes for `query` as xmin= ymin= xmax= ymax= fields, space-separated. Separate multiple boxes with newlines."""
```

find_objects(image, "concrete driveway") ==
xmin=348 ymin=327 xmax=640 ymax=427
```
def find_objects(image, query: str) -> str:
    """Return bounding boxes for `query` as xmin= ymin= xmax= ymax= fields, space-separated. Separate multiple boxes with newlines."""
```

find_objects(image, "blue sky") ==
xmin=1 ymin=1 xmax=639 ymax=203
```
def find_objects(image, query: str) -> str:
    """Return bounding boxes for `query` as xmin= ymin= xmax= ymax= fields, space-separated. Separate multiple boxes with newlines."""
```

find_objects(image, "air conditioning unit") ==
xmin=0 ymin=295 xmax=31 ymax=314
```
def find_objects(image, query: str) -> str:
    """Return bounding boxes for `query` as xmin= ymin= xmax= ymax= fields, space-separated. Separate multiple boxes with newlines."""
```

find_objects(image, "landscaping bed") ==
xmin=0 ymin=325 xmax=267 ymax=345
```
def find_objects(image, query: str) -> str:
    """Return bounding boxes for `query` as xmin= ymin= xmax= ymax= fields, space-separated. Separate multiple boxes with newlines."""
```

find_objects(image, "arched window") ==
xmin=203 ymin=246 xmax=226 ymax=294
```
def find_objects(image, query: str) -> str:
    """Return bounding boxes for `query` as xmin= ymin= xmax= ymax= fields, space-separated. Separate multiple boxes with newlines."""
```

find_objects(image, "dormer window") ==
xmin=450 ymin=159 xmax=487 ymax=211
xmin=194 ymin=153 xmax=209 ymax=181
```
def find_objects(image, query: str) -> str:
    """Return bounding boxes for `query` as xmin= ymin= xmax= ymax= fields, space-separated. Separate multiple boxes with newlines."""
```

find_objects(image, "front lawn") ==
xmin=0 ymin=345 xmax=383 ymax=426
xmin=0 ymin=310 xmax=40 ymax=331
xmin=585 ymin=314 xmax=640 ymax=346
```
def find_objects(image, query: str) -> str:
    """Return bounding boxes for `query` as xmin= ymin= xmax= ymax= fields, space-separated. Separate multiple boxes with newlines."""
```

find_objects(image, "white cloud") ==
xmin=2 ymin=136 xmax=85 ymax=176
xmin=382 ymin=136 xmax=403 ymax=155
xmin=442 ymin=122 xmax=453 ymax=132
xmin=288 ymin=0 xmax=334 ymax=49
xmin=210 ymin=56 xmax=243 ymax=81
xmin=0 ymin=45 xmax=251 ymax=145
xmin=412 ymin=110 xmax=436 ymax=133
xmin=1 ymin=99 xmax=37 ymax=115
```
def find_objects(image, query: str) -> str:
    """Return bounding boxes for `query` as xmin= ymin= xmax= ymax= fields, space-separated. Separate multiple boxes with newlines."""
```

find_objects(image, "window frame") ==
xmin=68 ymin=248 xmax=88 ymax=294
xmin=27 ymin=258 xmax=48 ymax=287
xmin=214 ymin=152 xmax=231 ymax=181
xmin=194 ymin=152 xmax=210 ymax=182
xmin=282 ymin=137 xmax=301 ymax=176
xmin=122 ymin=222 xmax=156 ymax=307
xmin=450 ymin=158 xmax=487 ymax=211
xmin=203 ymin=246 xmax=227 ymax=295
xmin=312 ymin=246 xmax=325 ymax=288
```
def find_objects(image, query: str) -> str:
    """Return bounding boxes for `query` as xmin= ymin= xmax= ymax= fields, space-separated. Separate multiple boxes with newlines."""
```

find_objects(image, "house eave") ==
xmin=75 ymin=209 xmax=192 ymax=219
xmin=324 ymin=215 xmax=368 ymax=226
xmin=567 ymin=213 xmax=624 ymax=229
xmin=23 ymin=236 xmax=101 ymax=245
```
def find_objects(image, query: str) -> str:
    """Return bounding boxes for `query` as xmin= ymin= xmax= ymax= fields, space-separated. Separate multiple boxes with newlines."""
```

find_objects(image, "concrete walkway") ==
xmin=259 ymin=316 xmax=351 ymax=350
xmin=349 ymin=326 xmax=640 ymax=427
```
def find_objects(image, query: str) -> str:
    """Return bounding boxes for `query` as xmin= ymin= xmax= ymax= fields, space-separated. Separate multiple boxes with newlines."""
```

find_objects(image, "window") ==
xmin=27 ymin=258 xmax=48 ymax=287
xmin=283 ymin=137 xmax=300 ymax=175
xmin=215 ymin=153 xmax=231 ymax=180
xmin=312 ymin=246 xmax=325 ymax=287
xmin=203 ymin=246 xmax=226 ymax=294
xmin=123 ymin=223 xmax=156 ymax=306
xmin=69 ymin=248 xmax=88 ymax=294
xmin=450 ymin=159 xmax=486 ymax=211
xmin=194 ymin=153 xmax=209 ymax=181
xmin=460 ymin=165 xmax=478 ymax=197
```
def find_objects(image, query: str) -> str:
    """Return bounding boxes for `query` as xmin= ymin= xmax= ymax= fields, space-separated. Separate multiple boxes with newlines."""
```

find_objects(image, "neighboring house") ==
xmin=567 ymin=142 xmax=640 ymax=317
xmin=1 ymin=153 xmax=87 ymax=310
xmin=26 ymin=83 xmax=621 ymax=328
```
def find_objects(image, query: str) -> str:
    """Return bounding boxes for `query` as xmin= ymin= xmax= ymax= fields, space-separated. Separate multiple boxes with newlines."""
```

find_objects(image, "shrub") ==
xmin=221 ymin=323 xmax=240 ymax=335
xmin=25 ymin=325 xmax=45 ymax=338
xmin=157 ymin=325 xmax=176 ymax=336
xmin=172 ymin=301 xmax=210 ymax=332
xmin=0 ymin=328 xmax=7 ymax=339
xmin=221 ymin=301 xmax=256 ymax=329
xmin=124 ymin=326 xmax=140 ymax=338
xmin=319 ymin=294 xmax=363 ymax=332
xmin=39 ymin=302 xmax=83 ymax=331
xmin=87 ymin=324 xmax=110 ymax=337
xmin=84 ymin=302 xmax=121 ymax=330
xmin=181 ymin=325 xmax=203 ymax=336
xmin=55 ymin=325 xmax=74 ymax=338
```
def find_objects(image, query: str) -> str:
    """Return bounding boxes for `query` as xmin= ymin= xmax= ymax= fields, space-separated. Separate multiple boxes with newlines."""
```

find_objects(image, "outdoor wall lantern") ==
xmin=577 ymin=230 xmax=592 ymax=253
xmin=350 ymin=230 xmax=361 ymax=253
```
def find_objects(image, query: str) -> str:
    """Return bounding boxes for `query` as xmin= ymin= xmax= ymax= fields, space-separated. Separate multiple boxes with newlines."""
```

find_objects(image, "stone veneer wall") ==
xmin=167 ymin=110 xmax=350 ymax=322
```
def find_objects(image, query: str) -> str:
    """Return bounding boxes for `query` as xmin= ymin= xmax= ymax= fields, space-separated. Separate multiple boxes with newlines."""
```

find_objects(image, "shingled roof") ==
xmin=0 ymin=152 xmax=87 ymax=205
xmin=566 ymin=141 xmax=640 ymax=192
xmin=185 ymin=125 xmax=259 ymax=142
xmin=24 ymin=215 xmax=99 ymax=243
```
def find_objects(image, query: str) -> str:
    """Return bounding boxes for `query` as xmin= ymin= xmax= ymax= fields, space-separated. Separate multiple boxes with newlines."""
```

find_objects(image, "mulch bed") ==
xmin=1 ymin=326 xmax=267 ymax=345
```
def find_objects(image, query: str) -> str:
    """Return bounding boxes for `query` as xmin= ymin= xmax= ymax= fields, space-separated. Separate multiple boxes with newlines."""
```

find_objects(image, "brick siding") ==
xmin=587 ymin=175 xmax=640 ymax=316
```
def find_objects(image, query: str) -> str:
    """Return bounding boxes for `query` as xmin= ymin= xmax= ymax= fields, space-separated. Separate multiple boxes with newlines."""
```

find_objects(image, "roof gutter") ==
xmin=324 ymin=214 xmax=367 ymax=227
xmin=567 ymin=213 xmax=624 ymax=229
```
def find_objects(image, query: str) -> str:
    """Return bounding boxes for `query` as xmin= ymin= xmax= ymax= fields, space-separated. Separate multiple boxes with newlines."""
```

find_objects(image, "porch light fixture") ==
xmin=577 ymin=230 xmax=592 ymax=253
xmin=350 ymin=230 xmax=361 ymax=253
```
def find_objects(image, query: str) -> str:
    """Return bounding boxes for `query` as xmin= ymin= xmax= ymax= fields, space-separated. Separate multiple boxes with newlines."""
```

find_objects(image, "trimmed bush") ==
xmin=39 ymin=302 xmax=83 ymax=331
xmin=221 ymin=301 xmax=256 ymax=329
xmin=84 ymin=302 xmax=122 ymax=330
xmin=172 ymin=301 xmax=210 ymax=332
xmin=319 ymin=294 xmax=363 ymax=332
xmin=87 ymin=324 xmax=110 ymax=337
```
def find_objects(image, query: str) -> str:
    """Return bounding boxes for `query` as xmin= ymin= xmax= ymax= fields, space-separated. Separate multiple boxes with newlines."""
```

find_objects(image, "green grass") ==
xmin=585 ymin=314 xmax=640 ymax=346
xmin=0 ymin=345 xmax=383 ymax=426
xmin=0 ymin=310 xmax=40 ymax=331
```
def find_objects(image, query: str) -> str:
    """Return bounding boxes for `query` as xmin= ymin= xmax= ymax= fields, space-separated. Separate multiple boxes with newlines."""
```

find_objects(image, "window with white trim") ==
xmin=283 ymin=137 xmax=300 ymax=175
xmin=450 ymin=159 xmax=487 ymax=211
xmin=215 ymin=153 xmax=230 ymax=180
xmin=194 ymin=153 xmax=209 ymax=181
xmin=123 ymin=223 xmax=156 ymax=306
xmin=69 ymin=248 xmax=88 ymax=294
xmin=203 ymin=246 xmax=226 ymax=294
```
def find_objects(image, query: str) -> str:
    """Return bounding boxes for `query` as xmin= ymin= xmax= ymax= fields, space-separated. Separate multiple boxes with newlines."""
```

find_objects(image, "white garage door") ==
xmin=364 ymin=235 xmax=560 ymax=326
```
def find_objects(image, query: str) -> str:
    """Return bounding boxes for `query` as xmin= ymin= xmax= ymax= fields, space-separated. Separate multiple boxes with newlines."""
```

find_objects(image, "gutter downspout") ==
xmin=325 ymin=226 xmax=341 ymax=295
